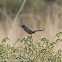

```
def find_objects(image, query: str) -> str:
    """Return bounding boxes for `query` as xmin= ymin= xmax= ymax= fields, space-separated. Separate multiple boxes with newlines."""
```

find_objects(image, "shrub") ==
xmin=0 ymin=32 xmax=62 ymax=62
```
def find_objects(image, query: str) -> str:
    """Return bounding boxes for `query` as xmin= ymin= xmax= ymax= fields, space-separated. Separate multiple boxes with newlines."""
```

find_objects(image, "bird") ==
xmin=21 ymin=25 xmax=44 ymax=34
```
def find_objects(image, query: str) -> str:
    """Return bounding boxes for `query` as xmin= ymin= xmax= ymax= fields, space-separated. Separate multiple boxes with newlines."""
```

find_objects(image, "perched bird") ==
xmin=21 ymin=25 xmax=44 ymax=34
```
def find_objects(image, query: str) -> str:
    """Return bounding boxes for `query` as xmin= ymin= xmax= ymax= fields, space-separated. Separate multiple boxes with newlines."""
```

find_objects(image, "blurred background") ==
xmin=0 ymin=0 xmax=62 ymax=51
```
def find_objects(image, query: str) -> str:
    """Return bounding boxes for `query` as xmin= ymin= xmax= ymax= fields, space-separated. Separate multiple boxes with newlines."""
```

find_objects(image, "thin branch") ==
xmin=9 ymin=0 xmax=27 ymax=37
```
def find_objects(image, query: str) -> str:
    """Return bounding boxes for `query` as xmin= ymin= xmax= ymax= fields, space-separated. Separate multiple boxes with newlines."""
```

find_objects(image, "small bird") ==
xmin=21 ymin=25 xmax=44 ymax=34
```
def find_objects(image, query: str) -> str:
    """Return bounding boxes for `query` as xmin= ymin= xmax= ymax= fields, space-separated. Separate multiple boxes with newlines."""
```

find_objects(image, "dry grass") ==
xmin=0 ymin=4 xmax=62 ymax=52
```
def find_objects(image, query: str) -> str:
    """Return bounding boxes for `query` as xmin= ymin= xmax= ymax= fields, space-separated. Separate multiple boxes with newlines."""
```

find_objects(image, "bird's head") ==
xmin=21 ymin=25 xmax=26 ymax=28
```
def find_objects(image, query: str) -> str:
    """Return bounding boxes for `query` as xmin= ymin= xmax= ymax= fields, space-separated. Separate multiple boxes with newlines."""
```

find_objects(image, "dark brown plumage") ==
xmin=21 ymin=25 xmax=44 ymax=34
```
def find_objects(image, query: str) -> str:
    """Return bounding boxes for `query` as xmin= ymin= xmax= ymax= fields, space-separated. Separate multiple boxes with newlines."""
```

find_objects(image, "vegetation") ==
xmin=0 ymin=32 xmax=62 ymax=62
xmin=0 ymin=1 xmax=62 ymax=62
xmin=0 ymin=0 xmax=62 ymax=14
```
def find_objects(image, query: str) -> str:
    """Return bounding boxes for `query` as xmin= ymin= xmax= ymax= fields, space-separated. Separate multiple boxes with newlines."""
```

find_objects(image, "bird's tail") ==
xmin=34 ymin=29 xmax=45 ymax=32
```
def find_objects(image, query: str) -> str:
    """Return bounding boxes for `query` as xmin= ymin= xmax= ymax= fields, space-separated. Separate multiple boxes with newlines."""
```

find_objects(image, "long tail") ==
xmin=34 ymin=29 xmax=45 ymax=32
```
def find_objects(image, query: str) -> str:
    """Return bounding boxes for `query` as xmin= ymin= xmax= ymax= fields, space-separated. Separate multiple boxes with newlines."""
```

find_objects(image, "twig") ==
xmin=9 ymin=0 xmax=27 ymax=37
